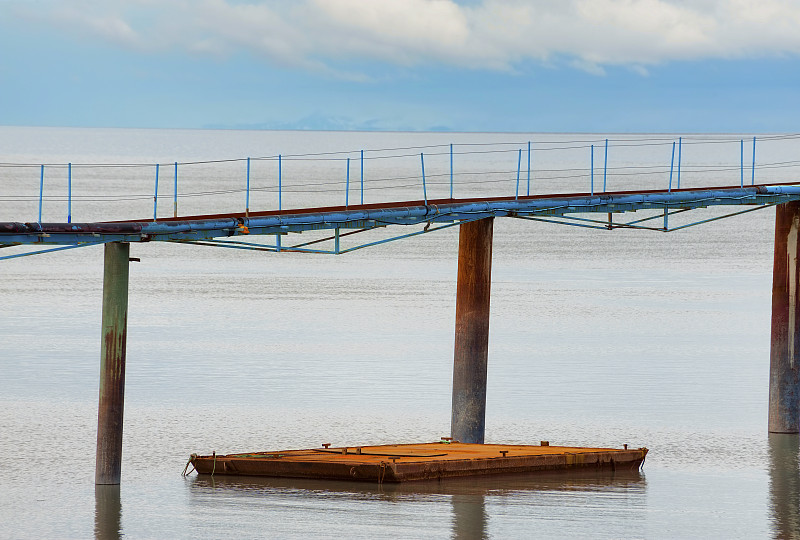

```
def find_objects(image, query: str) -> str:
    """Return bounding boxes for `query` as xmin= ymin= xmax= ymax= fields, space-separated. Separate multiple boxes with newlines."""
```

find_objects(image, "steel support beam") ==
xmin=451 ymin=218 xmax=494 ymax=443
xmin=770 ymin=202 xmax=800 ymax=433
xmin=95 ymin=242 xmax=130 ymax=484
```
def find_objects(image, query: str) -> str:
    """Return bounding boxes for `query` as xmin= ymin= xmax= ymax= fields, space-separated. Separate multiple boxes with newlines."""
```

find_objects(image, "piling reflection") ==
xmin=188 ymin=469 xmax=645 ymax=538
xmin=94 ymin=485 xmax=122 ymax=540
xmin=769 ymin=433 xmax=800 ymax=539
xmin=451 ymin=492 xmax=487 ymax=540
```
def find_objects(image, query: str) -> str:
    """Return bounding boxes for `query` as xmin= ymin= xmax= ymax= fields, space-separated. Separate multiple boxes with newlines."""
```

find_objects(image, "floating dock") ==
xmin=188 ymin=441 xmax=648 ymax=483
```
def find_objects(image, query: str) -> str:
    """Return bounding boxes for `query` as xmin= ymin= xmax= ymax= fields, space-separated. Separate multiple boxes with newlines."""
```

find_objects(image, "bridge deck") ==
xmin=2 ymin=183 xmax=800 ymax=259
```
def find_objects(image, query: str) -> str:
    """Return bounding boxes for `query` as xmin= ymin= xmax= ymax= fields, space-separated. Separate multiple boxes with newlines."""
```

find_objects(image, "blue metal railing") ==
xmin=3 ymin=134 xmax=799 ymax=226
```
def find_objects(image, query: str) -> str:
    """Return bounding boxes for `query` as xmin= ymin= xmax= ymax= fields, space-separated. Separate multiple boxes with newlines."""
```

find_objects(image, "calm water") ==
xmin=1 ymin=127 xmax=799 ymax=539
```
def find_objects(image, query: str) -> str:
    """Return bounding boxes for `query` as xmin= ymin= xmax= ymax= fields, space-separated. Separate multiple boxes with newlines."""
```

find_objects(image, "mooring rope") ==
xmin=378 ymin=461 xmax=387 ymax=485
xmin=181 ymin=453 xmax=197 ymax=477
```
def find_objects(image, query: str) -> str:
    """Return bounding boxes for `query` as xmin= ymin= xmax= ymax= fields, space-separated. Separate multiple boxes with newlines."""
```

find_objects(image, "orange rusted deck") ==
xmin=188 ymin=441 xmax=648 ymax=483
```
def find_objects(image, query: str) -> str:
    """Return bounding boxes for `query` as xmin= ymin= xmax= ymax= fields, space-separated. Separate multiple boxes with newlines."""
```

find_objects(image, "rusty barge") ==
xmin=187 ymin=441 xmax=648 ymax=483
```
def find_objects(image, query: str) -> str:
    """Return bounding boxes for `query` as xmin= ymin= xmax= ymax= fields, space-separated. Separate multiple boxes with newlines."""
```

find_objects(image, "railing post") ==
xmin=515 ymin=149 xmax=521 ymax=200
xmin=173 ymin=162 xmax=178 ymax=218
xmin=246 ymin=157 xmax=251 ymax=217
xmin=603 ymin=138 xmax=608 ymax=192
xmin=451 ymin=217 xmax=494 ymax=444
xmin=420 ymin=153 xmax=427 ymax=205
xmin=590 ymin=145 xmax=594 ymax=196
xmin=345 ymin=157 xmax=350 ymax=209
xmin=752 ymin=136 xmax=757 ymax=185
xmin=669 ymin=141 xmax=675 ymax=192
xmin=526 ymin=141 xmax=531 ymax=197
xmin=153 ymin=164 xmax=159 ymax=222
xmin=68 ymin=162 xmax=72 ymax=223
xmin=278 ymin=154 xmax=282 ymax=212
xmin=96 ymin=242 xmax=130 ymax=484
xmin=769 ymin=201 xmax=800 ymax=433
xmin=38 ymin=165 xmax=44 ymax=224
xmin=677 ymin=136 xmax=682 ymax=189
xmin=360 ymin=149 xmax=364 ymax=206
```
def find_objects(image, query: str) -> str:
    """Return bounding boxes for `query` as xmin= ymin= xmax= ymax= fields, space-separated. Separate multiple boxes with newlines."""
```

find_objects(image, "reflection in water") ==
xmin=188 ymin=470 xmax=646 ymax=538
xmin=94 ymin=485 xmax=122 ymax=540
xmin=769 ymin=434 xmax=800 ymax=539
xmin=452 ymin=493 xmax=486 ymax=540
xmin=188 ymin=469 xmax=646 ymax=497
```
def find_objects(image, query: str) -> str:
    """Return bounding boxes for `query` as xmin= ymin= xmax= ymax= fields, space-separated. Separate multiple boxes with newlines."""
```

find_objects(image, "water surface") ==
xmin=1 ymin=127 xmax=799 ymax=538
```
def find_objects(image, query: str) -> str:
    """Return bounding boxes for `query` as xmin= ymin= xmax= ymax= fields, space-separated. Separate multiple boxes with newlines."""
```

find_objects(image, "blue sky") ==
xmin=1 ymin=0 xmax=799 ymax=132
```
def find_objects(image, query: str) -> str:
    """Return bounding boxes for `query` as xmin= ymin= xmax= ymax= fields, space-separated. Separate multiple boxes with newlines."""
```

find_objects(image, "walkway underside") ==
xmin=3 ymin=184 xmax=800 ymax=259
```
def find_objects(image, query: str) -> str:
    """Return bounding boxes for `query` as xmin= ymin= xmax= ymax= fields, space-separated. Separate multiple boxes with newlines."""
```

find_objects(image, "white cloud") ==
xmin=306 ymin=0 xmax=471 ymax=66
xmin=10 ymin=0 xmax=800 ymax=74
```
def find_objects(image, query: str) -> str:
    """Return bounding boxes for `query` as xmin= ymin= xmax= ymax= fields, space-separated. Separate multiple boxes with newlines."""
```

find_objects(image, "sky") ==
xmin=1 ymin=0 xmax=800 ymax=132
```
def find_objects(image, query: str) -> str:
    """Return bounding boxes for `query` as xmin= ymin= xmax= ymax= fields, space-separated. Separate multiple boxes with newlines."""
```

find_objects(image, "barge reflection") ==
xmin=189 ymin=469 xmax=645 ymax=538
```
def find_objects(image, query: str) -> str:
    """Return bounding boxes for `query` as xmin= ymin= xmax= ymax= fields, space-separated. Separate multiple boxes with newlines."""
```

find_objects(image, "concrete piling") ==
xmin=451 ymin=218 xmax=494 ymax=444
xmin=95 ymin=242 xmax=130 ymax=484
xmin=769 ymin=202 xmax=800 ymax=433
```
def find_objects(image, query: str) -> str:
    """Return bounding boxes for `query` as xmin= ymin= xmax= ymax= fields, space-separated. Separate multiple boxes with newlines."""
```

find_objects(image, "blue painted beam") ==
xmin=2 ymin=185 xmax=800 ymax=248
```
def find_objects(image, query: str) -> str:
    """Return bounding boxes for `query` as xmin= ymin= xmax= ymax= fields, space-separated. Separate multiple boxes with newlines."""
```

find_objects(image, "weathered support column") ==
xmin=96 ymin=242 xmax=130 ymax=484
xmin=451 ymin=218 xmax=494 ymax=444
xmin=769 ymin=202 xmax=800 ymax=433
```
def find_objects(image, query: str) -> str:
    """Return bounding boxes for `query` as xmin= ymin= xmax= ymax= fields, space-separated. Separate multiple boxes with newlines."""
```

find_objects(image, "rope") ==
xmin=378 ymin=461 xmax=387 ymax=485
xmin=181 ymin=453 xmax=197 ymax=477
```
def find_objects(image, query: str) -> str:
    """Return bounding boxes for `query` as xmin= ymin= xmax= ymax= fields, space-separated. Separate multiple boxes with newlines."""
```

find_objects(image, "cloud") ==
xmin=8 ymin=0 xmax=800 ymax=75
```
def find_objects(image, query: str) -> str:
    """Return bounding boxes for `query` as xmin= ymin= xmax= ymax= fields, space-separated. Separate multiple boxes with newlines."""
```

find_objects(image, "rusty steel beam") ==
xmin=95 ymin=242 xmax=130 ymax=484
xmin=769 ymin=202 xmax=800 ymax=433
xmin=451 ymin=218 xmax=494 ymax=444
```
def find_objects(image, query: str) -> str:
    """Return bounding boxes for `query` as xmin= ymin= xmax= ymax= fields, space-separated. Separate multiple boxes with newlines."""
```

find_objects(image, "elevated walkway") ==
xmin=3 ymin=184 xmax=800 ymax=259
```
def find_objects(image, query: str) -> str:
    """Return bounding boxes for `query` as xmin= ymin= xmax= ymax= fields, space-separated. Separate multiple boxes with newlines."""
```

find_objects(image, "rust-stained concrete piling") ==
xmin=95 ymin=242 xmax=130 ymax=484
xmin=770 ymin=202 xmax=800 ymax=433
xmin=451 ymin=218 xmax=494 ymax=444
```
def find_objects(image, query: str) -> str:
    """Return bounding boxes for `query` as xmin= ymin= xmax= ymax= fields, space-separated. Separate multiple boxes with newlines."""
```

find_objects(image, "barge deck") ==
xmin=188 ymin=441 xmax=648 ymax=483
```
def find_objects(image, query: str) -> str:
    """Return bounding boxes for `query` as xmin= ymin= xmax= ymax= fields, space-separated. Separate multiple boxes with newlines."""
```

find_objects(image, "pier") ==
xmin=3 ymin=134 xmax=800 ymax=484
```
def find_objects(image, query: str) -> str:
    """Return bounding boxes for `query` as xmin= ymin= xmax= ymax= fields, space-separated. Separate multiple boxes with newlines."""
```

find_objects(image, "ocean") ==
xmin=1 ymin=127 xmax=798 ymax=538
